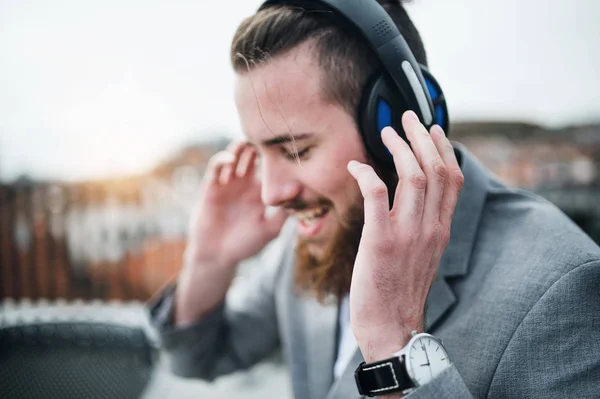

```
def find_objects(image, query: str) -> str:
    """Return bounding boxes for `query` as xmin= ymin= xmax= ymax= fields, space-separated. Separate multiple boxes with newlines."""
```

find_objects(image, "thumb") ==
xmin=263 ymin=206 xmax=289 ymax=238
xmin=347 ymin=160 xmax=390 ymax=234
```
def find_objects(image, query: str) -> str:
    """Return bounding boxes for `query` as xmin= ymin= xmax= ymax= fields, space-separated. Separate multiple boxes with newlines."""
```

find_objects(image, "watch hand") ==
xmin=421 ymin=342 xmax=431 ymax=363
xmin=421 ymin=341 xmax=433 ymax=378
xmin=419 ymin=363 xmax=430 ymax=367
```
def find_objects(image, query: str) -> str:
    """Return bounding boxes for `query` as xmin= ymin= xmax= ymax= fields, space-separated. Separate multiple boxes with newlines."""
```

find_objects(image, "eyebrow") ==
xmin=259 ymin=133 xmax=314 ymax=147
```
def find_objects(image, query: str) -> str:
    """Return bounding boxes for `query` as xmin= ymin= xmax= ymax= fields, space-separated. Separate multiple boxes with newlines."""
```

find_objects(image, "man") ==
xmin=148 ymin=0 xmax=600 ymax=397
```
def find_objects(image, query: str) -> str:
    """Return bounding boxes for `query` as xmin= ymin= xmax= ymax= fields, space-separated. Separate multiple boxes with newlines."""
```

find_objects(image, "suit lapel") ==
xmin=304 ymin=296 xmax=338 ymax=399
xmin=426 ymin=143 xmax=490 ymax=330
xmin=327 ymin=348 xmax=364 ymax=399
xmin=424 ymin=276 xmax=456 ymax=331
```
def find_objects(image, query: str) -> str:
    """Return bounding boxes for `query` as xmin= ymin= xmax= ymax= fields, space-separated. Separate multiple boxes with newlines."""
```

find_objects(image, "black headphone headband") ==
xmin=257 ymin=0 xmax=449 ymax=165
xmin=259 ymin=0 xmax=435 ymax=127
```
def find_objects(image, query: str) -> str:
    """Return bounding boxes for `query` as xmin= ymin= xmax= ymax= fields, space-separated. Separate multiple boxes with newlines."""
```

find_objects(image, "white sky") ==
xmin=0 ymin=0 xmax=599 ymax=181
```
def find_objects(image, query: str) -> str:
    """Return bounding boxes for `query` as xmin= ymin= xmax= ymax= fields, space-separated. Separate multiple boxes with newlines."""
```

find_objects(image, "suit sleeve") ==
xmin=146 ymin=224 xmax=294 ymax=381
xmin=487 ymin=259 xmax=600 ymax=398
xmin=402 ymin=364 xmax=474 ymax=398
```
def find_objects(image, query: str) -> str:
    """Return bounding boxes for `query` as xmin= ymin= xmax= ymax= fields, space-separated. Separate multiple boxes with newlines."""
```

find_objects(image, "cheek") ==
xmin=326 ymin=138 xmax=367 ymax=184
xmin=306 ymin=144 xmax=366 ymax=205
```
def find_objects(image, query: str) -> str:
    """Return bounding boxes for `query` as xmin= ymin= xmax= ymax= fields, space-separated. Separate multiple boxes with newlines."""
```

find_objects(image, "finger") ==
xmin=347 ymin=160 xmax=390 ymax=234
xmin=430 ymin=125 xmax=464 ymax=229
xmin=205 ymin=151 xmax=235 ymax=183
xmin=235 ymin=146 xmax=257 ymax=178
xmin=225 ymin=140 xmax=243 ymax=152
xmin=401 ymin=111 xmax=446 ymax=227
xmin=220 ymin=142 xmax=249 ymax=184
xmin=218 ymin=164 xmax=233 ymax=185
xmin=380 ymin=126 xmax=426 ymax=222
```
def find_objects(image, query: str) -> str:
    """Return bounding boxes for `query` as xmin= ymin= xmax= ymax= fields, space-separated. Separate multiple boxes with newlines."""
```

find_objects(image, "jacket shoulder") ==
xmin=479 ymin=185 xmax=600 ymax=274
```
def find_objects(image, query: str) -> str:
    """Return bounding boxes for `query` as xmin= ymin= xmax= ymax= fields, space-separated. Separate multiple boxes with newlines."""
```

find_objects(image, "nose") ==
xmin=260 ymin=157 xmax=302 ymax=207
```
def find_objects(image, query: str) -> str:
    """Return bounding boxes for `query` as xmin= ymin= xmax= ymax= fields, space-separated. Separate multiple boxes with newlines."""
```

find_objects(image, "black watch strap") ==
xmin=354 ymin=356 xmax=414 ymax=397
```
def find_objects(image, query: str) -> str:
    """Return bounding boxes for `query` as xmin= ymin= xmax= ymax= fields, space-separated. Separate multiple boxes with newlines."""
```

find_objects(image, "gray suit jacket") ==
xmin=148 ymin=143 xmax=600 ymax=398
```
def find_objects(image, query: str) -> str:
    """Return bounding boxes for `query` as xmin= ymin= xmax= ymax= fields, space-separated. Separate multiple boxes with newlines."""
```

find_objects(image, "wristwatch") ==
xmin=354 ymin=331 xmax=451 ymax=397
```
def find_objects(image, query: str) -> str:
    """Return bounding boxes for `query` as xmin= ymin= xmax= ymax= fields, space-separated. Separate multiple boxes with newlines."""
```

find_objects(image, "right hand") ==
xmin=186 ymin=141 xmax=289 ymax=271
xmin=175 ymin=142 xmax=288 ymax=325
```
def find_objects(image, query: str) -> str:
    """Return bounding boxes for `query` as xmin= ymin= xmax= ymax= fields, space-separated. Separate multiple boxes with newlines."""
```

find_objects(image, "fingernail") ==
xmin=431 ymin=125 xmax=445 ymax=137
xmin=381 ymin=126 xmax=393 ymax=135
xmin=347 ymin=160 xmax=360 ymax=172
xmin=406 ymin=110 xmax=419 ymax=122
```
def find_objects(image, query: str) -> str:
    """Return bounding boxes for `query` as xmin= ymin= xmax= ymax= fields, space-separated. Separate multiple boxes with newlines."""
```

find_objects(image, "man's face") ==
xmin=234 ymin=43 xmax=370 ymax=299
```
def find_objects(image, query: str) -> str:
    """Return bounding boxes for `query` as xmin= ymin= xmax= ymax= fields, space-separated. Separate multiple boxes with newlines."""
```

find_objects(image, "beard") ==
xmin=294 ymin=198 xmax=364 ymax=304
xmin=294 ymin=160 xmax=398 ymax=304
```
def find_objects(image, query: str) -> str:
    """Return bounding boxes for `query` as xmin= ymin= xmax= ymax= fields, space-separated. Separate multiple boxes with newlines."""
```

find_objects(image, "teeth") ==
xmin=297 ymin=207 xmax=328 ymax=223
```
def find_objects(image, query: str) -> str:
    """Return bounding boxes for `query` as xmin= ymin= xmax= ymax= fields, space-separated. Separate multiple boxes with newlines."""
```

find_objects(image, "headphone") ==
xmin=257 ymin=0 xmax=449 ymax=166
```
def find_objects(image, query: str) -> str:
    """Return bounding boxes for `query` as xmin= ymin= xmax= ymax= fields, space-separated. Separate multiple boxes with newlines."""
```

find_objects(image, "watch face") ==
xmin=406 ymin=335 xmax=451 ymax=386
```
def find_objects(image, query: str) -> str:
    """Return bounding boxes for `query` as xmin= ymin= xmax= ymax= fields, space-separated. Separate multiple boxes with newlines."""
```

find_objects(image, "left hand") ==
xmin=347 ymin=110 xmax=464 ymax=363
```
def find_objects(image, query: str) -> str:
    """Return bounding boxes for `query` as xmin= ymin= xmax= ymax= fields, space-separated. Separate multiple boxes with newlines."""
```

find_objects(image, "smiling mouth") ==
xmin=296 ymin=206 xmax=329 ymax=226
xmin=294 ymin=206 xmax=331 ymax=238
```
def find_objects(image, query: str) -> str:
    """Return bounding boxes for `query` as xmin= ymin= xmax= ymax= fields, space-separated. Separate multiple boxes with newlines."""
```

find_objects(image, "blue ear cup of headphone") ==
xmin=359 ymin=65 xmax=449 ymax=166
xmin=359 ymin=72 xmax=407 ymax=164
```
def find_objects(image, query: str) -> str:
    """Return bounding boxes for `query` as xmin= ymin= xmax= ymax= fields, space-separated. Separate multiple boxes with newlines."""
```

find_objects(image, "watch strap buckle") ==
xmin=354 ymin=357 xmax=413 ymax=397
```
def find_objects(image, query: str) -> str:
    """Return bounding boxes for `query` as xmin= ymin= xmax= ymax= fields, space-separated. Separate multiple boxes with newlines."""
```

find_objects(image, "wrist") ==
xmin=183 ymin=244 xmax=237 ymax=272
xmin=359 ymin=332 xmax=410 ymax=364
xmin=355 ymin=320 xmax=424 ymax=363
xmin=174 ymin=260 xmax=237 ymax=326
xmin=355 ymin=328 xmax=451 ymax=397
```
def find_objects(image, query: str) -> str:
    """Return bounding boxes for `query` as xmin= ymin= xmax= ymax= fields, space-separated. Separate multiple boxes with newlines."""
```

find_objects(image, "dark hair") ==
xmin=230 ymin=0 xmax=427 ymax=118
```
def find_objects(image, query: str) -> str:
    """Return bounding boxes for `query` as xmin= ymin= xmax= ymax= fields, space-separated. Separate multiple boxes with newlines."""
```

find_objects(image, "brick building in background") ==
xmin=0 ymin=125 xmax=598 ymax=302
xmin=452 ymin=122 xmax=600 ymax=242
xmin=0 ymin=138 xmax=227 ymax=301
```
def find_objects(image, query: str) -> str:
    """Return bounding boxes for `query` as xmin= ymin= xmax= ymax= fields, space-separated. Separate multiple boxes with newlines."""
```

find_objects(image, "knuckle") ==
xmin=398 ymin=231 xmax=415 ymax=247
xmin=450 ymin=168 xmax=465 ymax=190
xmin=430 ymin=158 xmax=447 ymax=181
xmin=409 ymin=172 xmax=427 ymax=190
xmin=425 ymin=223 xmax=441 ymax=243
xmin=441 ymin=201 xmax=454 ymax=216
xmin=440 ymin=230 xmax=451 ymax=249
xmin=376 ymin=237 xmax=395 ymax=252
xmin=369 ymin=181 xmax=388 ymax=201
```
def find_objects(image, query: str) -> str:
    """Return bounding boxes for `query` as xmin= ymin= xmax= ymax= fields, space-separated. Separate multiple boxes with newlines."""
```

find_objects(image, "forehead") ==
xmin=234 ymin=44 xmax=341 ymax=142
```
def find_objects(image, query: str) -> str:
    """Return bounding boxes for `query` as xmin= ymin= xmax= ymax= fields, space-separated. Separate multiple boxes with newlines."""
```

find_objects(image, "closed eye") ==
xmin=281 ymin=146 xmax=311 ymax=161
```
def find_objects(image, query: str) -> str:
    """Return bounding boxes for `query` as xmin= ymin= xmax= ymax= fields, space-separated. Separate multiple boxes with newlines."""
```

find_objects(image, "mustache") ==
xmin=283 ymin=197 xmax=333 ymax=212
